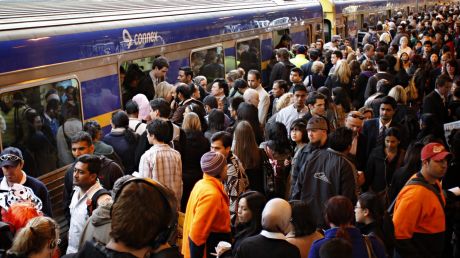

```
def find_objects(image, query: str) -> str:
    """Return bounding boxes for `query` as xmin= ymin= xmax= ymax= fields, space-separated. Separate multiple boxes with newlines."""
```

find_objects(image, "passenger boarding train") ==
xmin=0 ymin=0 xmax=446 ymax=226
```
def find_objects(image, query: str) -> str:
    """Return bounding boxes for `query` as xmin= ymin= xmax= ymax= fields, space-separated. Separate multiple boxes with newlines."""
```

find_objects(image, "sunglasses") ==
xmin=0 ymin=154 xmax=22 ymax=162
xmin=348 ymin=113 xmax=365 ymax=120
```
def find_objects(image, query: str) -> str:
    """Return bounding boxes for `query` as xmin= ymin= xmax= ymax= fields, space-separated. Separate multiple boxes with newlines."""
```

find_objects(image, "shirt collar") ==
xmin=379 ymin=119 xmax=392 ymax=129
xmin=149 ymin=70 xmax=158 ymax=83
xmin=0 ymin=171 xmax=27 ymax=190
xmin=435 ymin=89 xmax=445 ymax=99
xmin=260 ymin=230 xmax=286 ymax=240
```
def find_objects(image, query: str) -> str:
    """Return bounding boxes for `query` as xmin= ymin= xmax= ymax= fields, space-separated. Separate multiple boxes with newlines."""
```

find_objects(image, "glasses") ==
xmin=348 ymin=113 xmax=365 ymax=120
xmin=50 ymin=238 xmax=61 ymax=249
xmin=0 ymin=154 xmax=22 ymax=162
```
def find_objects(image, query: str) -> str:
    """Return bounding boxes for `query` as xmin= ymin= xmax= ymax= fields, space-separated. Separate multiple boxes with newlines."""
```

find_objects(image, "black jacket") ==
xmin=292 ymin=148 xmax=357 ymax=228
xmin=423 ymin=90 xmax=449 ymax=124
xmin=364 ymin=72 xmax=395 ymax=99
xmin=269 ymin=60 xmax=295 ymax=88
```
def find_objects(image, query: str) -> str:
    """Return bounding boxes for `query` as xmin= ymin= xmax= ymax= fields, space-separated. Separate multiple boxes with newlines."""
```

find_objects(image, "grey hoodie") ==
xmin=78 ymin=202 xmax=112 ymax=250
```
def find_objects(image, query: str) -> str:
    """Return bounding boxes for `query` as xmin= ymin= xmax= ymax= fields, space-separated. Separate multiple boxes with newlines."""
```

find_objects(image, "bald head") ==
xmin=243 ymin=88 xmax=260 ymax=108
xmin=261 ymin=198 xmax=291 ymax=234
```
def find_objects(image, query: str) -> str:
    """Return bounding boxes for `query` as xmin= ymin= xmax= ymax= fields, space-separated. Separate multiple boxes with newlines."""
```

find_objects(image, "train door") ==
xmin=323 ymin=19 xmax=332 ymax=43
xmin=190 ymin=45 xmax=225 ymax=91
xmin=306 ymin=24 xmax=312 ymax=47
xmin=273 ymin=29 xmax=291 ymax=49
xmin=236 ymin=37 xmax=261 ymax=74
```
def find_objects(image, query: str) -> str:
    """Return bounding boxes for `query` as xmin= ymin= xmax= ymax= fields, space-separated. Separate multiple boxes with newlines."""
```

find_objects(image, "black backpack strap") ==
xmin=406 ymin=173 xmax=445 ymax=207
xmin=134 ymin=121 xmax=142 ymax=132
xmin=87 ymin=189 xmax=110 ymax=217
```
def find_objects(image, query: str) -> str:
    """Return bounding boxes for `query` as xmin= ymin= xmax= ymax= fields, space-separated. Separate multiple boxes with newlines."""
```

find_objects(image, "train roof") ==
xmin=333 ymin=0 xmax=391 ymax=14
xmin=0 ymin=0 xmax=322 ymax=73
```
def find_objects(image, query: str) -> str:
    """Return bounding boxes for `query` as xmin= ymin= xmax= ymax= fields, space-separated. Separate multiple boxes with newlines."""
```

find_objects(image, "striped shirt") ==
xmin=139 ymin=143 xmax=183 ymax=205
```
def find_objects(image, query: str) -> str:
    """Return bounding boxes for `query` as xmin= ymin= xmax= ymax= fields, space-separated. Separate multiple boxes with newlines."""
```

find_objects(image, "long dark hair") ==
xmin=112 ymin=110 xmax=137 ymax=144
xmin=332 ymin=87 xmax=351 ymax=112
xmin=237 ymin=103 xmax=263 ymax=144
xmin=264 ymin=122 xmax=292 ymax=155
xmin=289 ymin=200 xmax=317 ymax=237
xmin=235 ymin=191 xmax=266 ymax=239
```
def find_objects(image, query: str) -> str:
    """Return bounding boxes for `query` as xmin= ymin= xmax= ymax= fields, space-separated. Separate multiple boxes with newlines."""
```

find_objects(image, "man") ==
xmin=423 ymin=74 xmax=452 ymax=124
xmin=301 ymin=49 xmax=320 ymax=77
xmin=276 ymin=84 xmax=308 ymax=134
xmin=76 ymin=178 xmax=182 ymax=258
xmin=362 ymin=96 xmax=403 ymax=155
xmin=211 ymin=132 xmax=248 ymax=221
xmin=182 ymin=151 xmax=231 ymax=258
xmin=137 ymin=57 xmax=169 ymax=100
xmin=289 ymin=67 xmax=304 ymax=89
xmin=362 ymin=26 xmax=379 ymax=46
xmin=41 ymin=98 xmax=61 ymax=137
xmin=290 ymin=45 xmax=308 ymax=68
xmin=235 ymin=198 xmax=300 ymax=258
xmin=171 ymin=83 xmax=201 ymax=125
xmin=290 ymin=116 xmax=328 ymax=200
xmin=293 ymin=127 xmax=356 ymax=228
xmin=135 ymin=98 xmax=186 ymax=166
xmin=0 ymin=147 xmax=52 ymax=217
xmin=358 ymin=44 xmax=375 ymax=64
xmin=302 ymin=91 xmax=327 ymax=123
xmin=422 ymin=40 xmax=433 ymax=59
xmin=269 ymin=48 xmax=296 ymax=88
xmin=67 ymin=154 xmax=108 ymax=254
xmin=328 ymin=50 xmax=343 ymax=75
xmin=243 ymin=88 xmax=260 ymax=108
xmin=324 ymin=35 xmax=341 ymax=51
xmin=125 ymin=100 xmax=147 ymax=135
xmin=345 ymin=111 xmax=367 ymax=175
xmin=270 ymin=80 xmax=288 ymax=116
xmin=364 ymin=59 xmax=394 ymax=99
xmin=247 ymin=70 xmax=270 ymax=124
xmin=178 ymin=66 xmax=194 ymax=84
xmin=210 ymin=78 xmax=230 ymax=115
xmin=139 ymin=119 xmax=182 ymax=206
xmin=393 ymin=143 xmax=460 ymax=258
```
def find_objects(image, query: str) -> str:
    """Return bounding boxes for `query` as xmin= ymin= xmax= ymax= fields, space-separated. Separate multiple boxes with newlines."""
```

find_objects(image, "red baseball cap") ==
xmin=421 ymin=143 xmax=452 ymax=161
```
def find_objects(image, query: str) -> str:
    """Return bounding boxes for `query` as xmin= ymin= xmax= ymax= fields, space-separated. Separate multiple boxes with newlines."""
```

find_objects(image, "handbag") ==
xmin=260 ymin=148 xmax=276 ymax=199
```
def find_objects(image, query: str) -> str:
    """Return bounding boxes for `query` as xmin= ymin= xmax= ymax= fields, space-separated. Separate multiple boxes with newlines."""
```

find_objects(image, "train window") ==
xmin=236 ymin=38 xmax=261 ymax=73
xmin=0 ymin=78 xmax=82 ymax=177
xmin=190 ymin=46 xmax=225 ymax=84
xmin=273 ymin=29 xmax=291 ymax=49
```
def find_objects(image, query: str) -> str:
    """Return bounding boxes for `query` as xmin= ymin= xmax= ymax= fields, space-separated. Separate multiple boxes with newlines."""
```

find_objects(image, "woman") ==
xmin=204 ymin=109 xmax=225 ymax=141
xmin=181 ymin=112 xmax=210 ymax=211
xmin=308 ymin=196 xmax=386 ymax=258
xmin=388 ymin=85 xmax=411 ymax=124
xmin=303 ymin=61 xmax=327 ymax=91
xmin=364 ymin=127 xmax=405 ymax=204
xmin=287 ymin=119 xmax=309 ymax=198
xmin=389 ymin=142 xmax=424 ymax=202
xmin=102 ymin=110 xmax=138 ymax=174
xmin=185 ymin=102 xmax=208 ymax=133
xmin=7 ymin=216 xmax=60 ymax=258
xmin=132 ymin=94 xmax=150 ymax=122
xmin=397 ymin=36 xmax=412 ymax=57
xmin=232 ymin=121 xmax=264 ymax=193
xmin=445 ymin=60 xmax=460 ymax=82
xmin=332 ymin=87 xmax=351 ymax=128
xmin=353 ymin=60 xmax=375 ymax=109
xmin=122 ymin=63 xmax=145 ymax=106
xmin=260 ymin=122 xmax=292 ymax=198
xmin=398 ymin=52 xmax=411 ymax=74
xmin=154 ymin=81 xmax=174 ymax=103
xmin=234 ymin=103 xmax=264 ymax=145
xmin=416 ymin=113 xmax=447 ymax=146
xmin=287 ymin=201 xmax=323 ymax=258
xmin=325 ymin=60 xmax=352 ymax=98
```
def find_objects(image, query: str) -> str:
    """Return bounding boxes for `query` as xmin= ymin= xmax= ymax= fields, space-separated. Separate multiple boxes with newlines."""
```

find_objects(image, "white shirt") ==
xmin=67 ymin=182 xmax=103 ymax=254
xmin=128 ymin=118 xmax=147 ymax=135
xmin=255 ymin=85 xmax=270 ymax=124
xmin=276 ymin=104 xmax=309 ymax=134
xmin=260 ymin=230 xmax=287 ymax=240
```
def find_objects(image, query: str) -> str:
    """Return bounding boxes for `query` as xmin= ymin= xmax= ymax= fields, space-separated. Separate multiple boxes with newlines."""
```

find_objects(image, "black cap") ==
xmin=0 ymin=147 xmax=23 ymax=167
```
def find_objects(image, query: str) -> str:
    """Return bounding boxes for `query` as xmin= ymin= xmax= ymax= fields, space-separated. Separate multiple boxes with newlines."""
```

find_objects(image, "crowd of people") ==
xmin=2 ymin=3 xmax=460 ymax=258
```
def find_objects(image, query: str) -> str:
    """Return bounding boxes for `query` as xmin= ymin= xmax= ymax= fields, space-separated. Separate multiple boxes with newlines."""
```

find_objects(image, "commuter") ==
xmin=154 ymin=81 xmax=175 ymax=103
xmin=308 ymin=196 xmax=386 ymax=258
xmin=301 ymin=49 xmax=320 ymax=77
xmin=210 ymin=132 xmax=248 ymax=221
xmin=76 ymin=177 xmax=181 ymax=258
xmin=178 ymin=66 xmax=194 ymax=84
xmin=319 ymin=238 xmax=353 ymax=258
xmin=328 ymin=50 xmax=343 ymax=76
xmin=364 ymin=59 xmax=394 ymax=99
xmin=0 ymin=147 xmax=53 ymax=217
xmin=242 ymin=88 xmax=259 ymax=109
xmin=448 ymin=86 xmax=460 ymax=121
xmin=182 ymin=151 xmax=231 ymax=258
xmin=422 ymin=74 xmax=453 ymax=124
xmin=289 ymin=67 xmax=304 ymax=89
xmin=286 ymin=201 xmax=323 ymax=258
xmin=56 ymin=102 xmax=82 ymax=166
xmin=444 ymin=59 xmax=460 ymax=82
xmin=269 ymin=48 xmax=296 ymax=88
xmin=228 ymin=96 xmax=244 ymax=121
xmin=235 ymin=198 xmax=301 ymax=258
xmin=331 ymin=87 xmax=351 ymax=126
xmin=352 ymin=61 xmax=375 ymax=110
xmin=234 ymin=102 xmax=264 ymax=145
xmin=204 ymin=109 xmax=225 ymax=142
xmin=416 ymin=113 xmax=446 ymax=145
xmin=6 ymin=216 xmax=60 ymax=258
xmin=275 ymin=84 xmax=308 ymax=134
xmin=229 ymin=78 xmax=249 ymax=99
xmin=210 ymin=78 xmax=230 ymax=116
xmin=125 ymin=100 xmax=147 ymax=135
xmin=357 ymin=44 xmax=375 ymax=64
xmin=302 ymin=91 xmax=327 ymax=124
xmin=345 ymin=111 xmax=367 ymax=174
xmin=247 ymin=70 xmax=270 ymax=125
xmin=67 ymin=154 xmax=109 ymax=254
xmin=226 ymin=70 xmax=240 ymax=93
xmin=102 ymin=111 xmax=138 ymax=174
xmin=137 ymin=56 xmax=169 ymax=100
xmin=41 ymin=98 xmax=61 ymax=138
xmin=292 ymin=127 xmax=357 ymax=228
xmin=260 ymin=122 xmax=292 ymax=198
xmin=181 ymin=113 xmax=210 ymax=210
xmin=290 ymin=116 xmax=328 ymax=200
xmin=232 ymin=121 xmax=264 ymax=193
xmin=325 ymin=60 xmax=352 ymax=98
xmin=303 ymin=61 xmax=327 ymax=92
xmin=122 ymin=63 xmax=146 ymax=106
xmin=397 ymin=36 xmax=413 ymax=57
xmin=269 ymin=79 xmax=288 ymax=116
xmin=139 ymin=119 xmax=182 ymax=206
xmin=171 ymin=83 xmax=202 ymax=125
xmin=287 ymin=119 xmax=308 ymax=198
xmin=132 ymin=93 xmax=151 ymax=123
xmin=290 ymin=45 xmax=308 ymax=68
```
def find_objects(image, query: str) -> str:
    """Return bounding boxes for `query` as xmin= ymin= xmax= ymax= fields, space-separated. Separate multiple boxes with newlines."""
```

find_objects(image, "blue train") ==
xmin=0 ymin=0 xmax=437 ymax=181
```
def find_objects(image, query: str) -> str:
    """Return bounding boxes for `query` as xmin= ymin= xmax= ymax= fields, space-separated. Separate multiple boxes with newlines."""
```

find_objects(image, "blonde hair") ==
xmin=388 ymin=85 xmax=407 ymax=104
xmin=333 ymin=59 xmax=351 ymax=84
xmin=311 ymin=61 xmax=325 ymax=74
xmin=182 ymin=112 xmax=201 ymax=132
xmin=154 ymin=81 xmax=173 ymax=99
xmin=8 ymin=216 xmax=59 ymax=256
xmin=276 ymin=93 xmax=294 ymax=111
